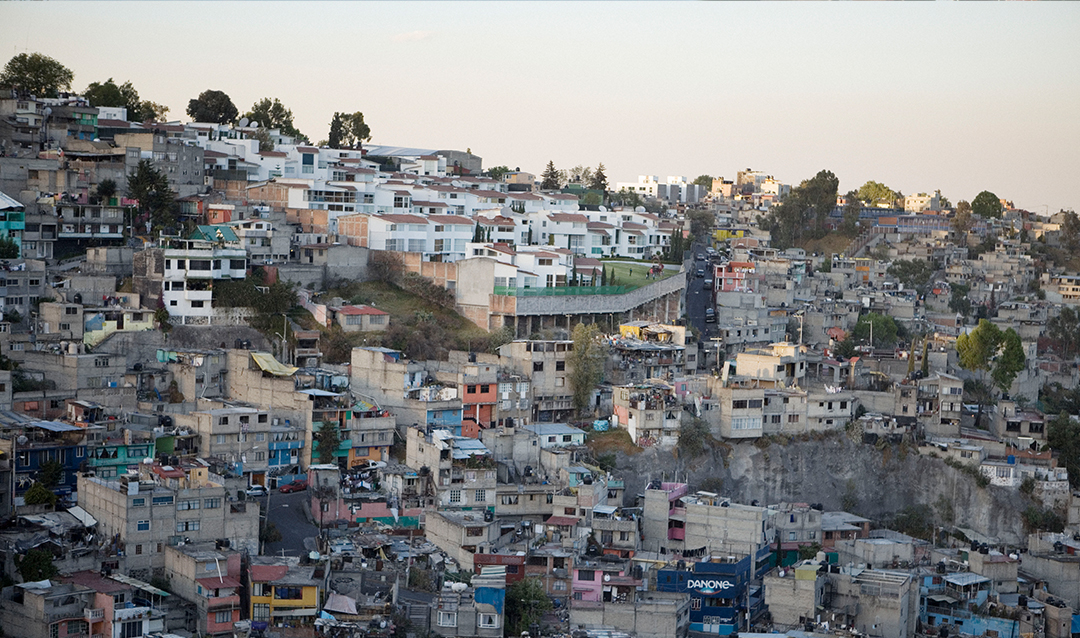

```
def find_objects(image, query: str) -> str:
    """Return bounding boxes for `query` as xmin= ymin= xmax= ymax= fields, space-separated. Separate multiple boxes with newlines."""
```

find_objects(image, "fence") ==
xmin=493 ymin=285 xmax=633 ymax=297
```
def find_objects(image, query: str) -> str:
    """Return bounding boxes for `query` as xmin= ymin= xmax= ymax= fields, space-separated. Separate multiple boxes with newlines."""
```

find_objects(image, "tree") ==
xmin=243 ymin=97 xmax=304 ymax=139
xmin=186 ymin=89 xmax=238 ymax=124
xmin=0 ymin=235 xmax=20 ymax=259
xmin=567 ymin=322 xmax=606 ymax=415
xmin=568 ymin=165 xmax=593 ymax=185
xmin=95 ymin=178 xmax=117 ymax=204
xmin=315 ymin=420 xmax=341 ymax=465
xmin=582 ymin=192 xmax=602 ymax=206
xmin=589 ymin=163 xmax=608 ymax=192
xmin=259 ymin=521 xmax=283 ymax=545
xmin=23 ymin=481 xmax=57 ymax=506
xmin=841 ymin=190 xmax=862 ymax=236
xmin=504 ymin=577 xmax=552 ymax=637
xmin=693 ymin=175 xmax=714 ymax=189
xmin=851 ymin=313 xmax=898 ymax=348
xmin=991 ymin=328 xmax=1026 ymax=394
xmin=0 ymin=53 xmax=73 ymax=97
xmin=327 ymin=111 xmax=371 ymax=149
xmin=250 ymin=127 xmax=274 ymax=152
xmin=687 ymin=210 xmax=715 ymax=239
xmin=971 ymin=190 xmax=1003 ymax=219
xmin=1047 ymin=306 xmax=1080 ymax=358
xmin=540 ymin=161 xmax=560 ymax=191
xmin=856 ymin=181 xmax=898 ymax=207
xmin=16 ymin=548 xmax=58 ymax=582
xmin=39 ymin=460 xmax=63 ymax=488
xmin=1048 ymin=412 xmax=1080 ymax=488
xmin=952 ymin=203 xmax=975 ymax=245
xmin=1060 ymin=210 xmax=1080 ymax=253
xmin=921 ymin=341 xmax=930 ymax=377
xmin=126 ymin=159 xmax=176 ymax=231
xmin=956 ymin=319 xmax=1002 ymax=381
xmin=486 ymin=165 xmax=510 ymax=181
xmin=887 ymin=259 xmax=935 ymax=294
xmin=677 ymin=416 xmax=711 ymax=458
xmin=939 ymin=193 xmax=952 ymax=209
xmin=761 ymin=169 xmax=838 ymax=248
xmin=82 ymin=78 xmax=165 ymax=122
xmin=611 ymin=188 xmax=643 ymax=209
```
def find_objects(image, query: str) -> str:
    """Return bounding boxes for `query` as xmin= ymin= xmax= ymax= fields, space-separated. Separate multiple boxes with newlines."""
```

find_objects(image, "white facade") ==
xmin=161 ymin=236 xmax=247 ymax=324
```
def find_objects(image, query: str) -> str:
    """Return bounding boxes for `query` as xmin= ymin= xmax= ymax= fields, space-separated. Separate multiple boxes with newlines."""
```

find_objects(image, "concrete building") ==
xmin=612 ymin=382 xmax=680 ymax=448
xmin=248 ymin=556 xmax=322 ymax=630
xmin=763 ymin=561 xmax=825 ymax=629
xmin=641 ymin=483 xmax=775 ymax=558
xmin=163 ymin=542 xmax=242 ymax=638
xmin=174 ymin=406 xmax=272 ymax=486
xmin=823 ymin=568 xmax=917 ymax=638
xmin=0 ymin=581 xmax=101 ymax=638
xmin=425 ymin=510 xmax=500 ymax=572
xmin=76 ymin=460 xmax=259 ymax=580
xmin=429 ymin=566 xmax=506 ymax=638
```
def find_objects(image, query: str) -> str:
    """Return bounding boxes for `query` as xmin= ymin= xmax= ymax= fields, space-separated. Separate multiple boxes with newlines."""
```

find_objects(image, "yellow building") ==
xmin=83 ymin=307 xmax=156 ymax=347
xmin=249 ymin=557 xmax=322 ymax=627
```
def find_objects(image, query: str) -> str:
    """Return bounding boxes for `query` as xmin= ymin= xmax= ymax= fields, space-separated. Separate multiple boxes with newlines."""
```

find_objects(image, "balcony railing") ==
xmin=84 ymin=608 xmax=105 ymax=621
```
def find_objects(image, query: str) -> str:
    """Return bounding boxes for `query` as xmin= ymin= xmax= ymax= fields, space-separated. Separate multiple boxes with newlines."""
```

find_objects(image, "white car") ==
xmin=245 ymin=485 xmax=269 ymax=497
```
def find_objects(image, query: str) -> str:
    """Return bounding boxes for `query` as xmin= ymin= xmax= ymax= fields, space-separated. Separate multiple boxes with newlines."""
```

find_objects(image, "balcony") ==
xmin=207 ymin=594 xmax=241 ymax=610
xmin=84 ymin=608 xmax=105 ymax=621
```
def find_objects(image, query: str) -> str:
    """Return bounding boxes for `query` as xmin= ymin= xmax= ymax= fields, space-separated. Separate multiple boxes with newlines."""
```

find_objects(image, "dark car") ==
xmin=705 ymin=308 xmax=716 ymax=323
xmin=695 ymin=269 xmax=705 ymax=278
xmin=278 ymin=482 xmax=307 ymax=494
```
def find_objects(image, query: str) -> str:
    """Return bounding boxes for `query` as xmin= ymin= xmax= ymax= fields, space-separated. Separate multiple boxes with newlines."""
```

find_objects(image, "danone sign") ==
xmin=687 ymin=578 xmax=735 ymax=594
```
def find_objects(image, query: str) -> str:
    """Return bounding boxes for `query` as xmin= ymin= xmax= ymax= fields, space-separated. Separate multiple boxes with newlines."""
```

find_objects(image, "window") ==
xmin=501 ymin=495 xmax=519 ymax=505
xmin=153 ymin=495 xmax=174 ymax=505
xmin=478 ymin=613 xmax=499 ymax=628
xmin=732 ymin=400 xmax=748 ymax=409
xmin=177 ymin=499 xmax=200 ymax=511
xmin=216 ymin=434 xmax=227 ymax=444
xmin=120 ymin=621 xmax=142 ymax=638
xmin=467 ymin=526 xmax=485 ymax=537
xmin=204 ymin=497 xmax=222 ymax=508
xmin=556 ymin=361 xmax=565 ymax=371
xmin=135 ymin=544 xmax=143 ymax=555
xmin=215 ymin=611 xmax=232 ymax=624
xmin=474 ymin=489 xmax=486 ymax=502
xmin=274 ymin=587 xmax=303 ymax=600
xmin=578 ymin=569 xmax=595 ymax=581
xmin=132 ymin=497 xmax=146 ymax=507
xmin=176 ymin=520 xmax=200 ymax=532
xmin=137 ymin=520 xmax=150 ymax=531
xmin=253 ymin=603 xmax=270 ymax=621
xmin=67 ymin=621 xmax=87 ymax=636
xmin=437 ymin=612 xmax=457 ymax=627
xmin=691 ymin=597 xmax=702 ymax=611
xmin=533 ymin=361 xmax=543 ymax=372
xmin=449 ymin=490 xmax=462 ymax=504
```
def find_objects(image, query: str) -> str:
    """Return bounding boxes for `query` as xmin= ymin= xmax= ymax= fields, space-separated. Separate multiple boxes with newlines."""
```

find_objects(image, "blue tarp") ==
xmin=474 ymin=585 xmax=505 ymax=615
xmin=1072 ymin=614 xmax=1080 ymax=634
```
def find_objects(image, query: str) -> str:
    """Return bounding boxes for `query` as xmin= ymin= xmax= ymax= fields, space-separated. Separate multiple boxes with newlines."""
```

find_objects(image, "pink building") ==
xmin=716 ymin=261 xmax=760 ymax=293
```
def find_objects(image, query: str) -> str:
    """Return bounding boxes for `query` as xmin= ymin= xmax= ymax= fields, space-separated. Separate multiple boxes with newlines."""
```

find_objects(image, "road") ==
xmin=684 ymin=241 xmax=714 ymax=338
xmin=258 ymin=488 xmax=320 ymax=558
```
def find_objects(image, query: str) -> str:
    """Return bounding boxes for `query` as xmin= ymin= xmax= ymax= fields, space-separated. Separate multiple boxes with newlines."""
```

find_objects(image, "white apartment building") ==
xmin=160 ymin=228 xmax=247 ymax=325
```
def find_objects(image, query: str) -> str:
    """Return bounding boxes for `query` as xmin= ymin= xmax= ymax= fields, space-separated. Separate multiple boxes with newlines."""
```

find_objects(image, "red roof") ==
xmin=258 ymin=151 xmax=287 ymax=158
xmin=427 ymin=214 xmax=473 ymax=225
xmin=96 ymin=119 xmax=132 ymax=128
xmin=336 ymin=305 xmax=388 ymax=316
xmin=250 ymin=565 xmax=289 ymax=583
xmin=548 ymin=213 xmax=588 ymax=223
xmin=152 ymin=465 xmax=185 ymax=479
xmin=377 ymin=214 xmax=428 ymax=224
xmin=297 ymin=147 xmax=320 ymax=154
xmin=202 ymin=150 xmax=229 ymax=158
xmin=197 ymin=575 xmax=242 ymax=589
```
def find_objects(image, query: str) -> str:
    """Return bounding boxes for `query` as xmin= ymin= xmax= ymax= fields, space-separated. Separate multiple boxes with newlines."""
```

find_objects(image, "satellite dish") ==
xmin=250 ymin=121 xmax=259 ymax=129
xmin=635 ymin=206 xmax=646 ymax=213
xmin=238 ymin=117 xmax=250 ymax=128
xmin=604 ymin=574 xmax=611 ymax=582
xmin=598 ymin=205 xmax=607 ymax=213
xmin=17 ymin=435 xmax=28 ymax=445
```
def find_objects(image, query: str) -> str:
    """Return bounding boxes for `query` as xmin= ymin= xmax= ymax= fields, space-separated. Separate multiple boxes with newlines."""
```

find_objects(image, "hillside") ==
xmin=601 ymin=433 xmax=1038 ymax=545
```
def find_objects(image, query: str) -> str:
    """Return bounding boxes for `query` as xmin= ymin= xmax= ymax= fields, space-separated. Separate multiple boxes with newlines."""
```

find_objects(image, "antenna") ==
xmin=238 ymin=117 xmax=249 ymax=128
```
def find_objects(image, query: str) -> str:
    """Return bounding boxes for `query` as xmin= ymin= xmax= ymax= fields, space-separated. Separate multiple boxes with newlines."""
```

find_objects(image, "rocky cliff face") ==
xmin=611 ymin=435 xmax=1034 ymax=545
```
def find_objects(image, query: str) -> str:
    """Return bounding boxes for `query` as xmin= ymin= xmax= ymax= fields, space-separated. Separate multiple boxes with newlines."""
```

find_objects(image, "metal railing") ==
xmin=493 ymin=285 xmax=632 ymax=297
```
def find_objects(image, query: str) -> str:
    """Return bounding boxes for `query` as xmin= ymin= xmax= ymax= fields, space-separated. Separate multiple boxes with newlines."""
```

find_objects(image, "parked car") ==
xmin=703 ymin=278 xmax=713 ymax=289
xmin=696 ymin=253 xmax=705 ymax=261
xmin=245 ymin=485 xmax=268 ymax=497
xmin=705 ymin=308 xmax=716 ymax=323
xmin=695 ymin=269 xmax=705 ymax=278
xmin=278 ymin=482 xmax=307 ymax=493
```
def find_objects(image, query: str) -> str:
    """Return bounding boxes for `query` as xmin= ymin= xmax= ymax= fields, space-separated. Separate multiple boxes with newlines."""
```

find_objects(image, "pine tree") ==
xmin=590 ymin=163 xmax=608 ymax=192
xmin=907 ymin=339 xmax=917 ymax=377
xmin=601 ymin=266 xmax=607 ymax=286
xmin=472 ymin=223 xmax=484 ymax=243
xmin=540 ymin=161 xmax=560 ymax=190
xmin=921 ymin=341 xmax=930 ymax=377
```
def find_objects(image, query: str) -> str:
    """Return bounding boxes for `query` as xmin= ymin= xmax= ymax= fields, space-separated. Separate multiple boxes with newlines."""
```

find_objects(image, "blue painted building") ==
xmin=656 ymin=549 xmax=771 ymax=636
xmin=919 ymin=571 xmax=1019 ymax=637
xmin=10 ymin=421 xmax=88 ymax=500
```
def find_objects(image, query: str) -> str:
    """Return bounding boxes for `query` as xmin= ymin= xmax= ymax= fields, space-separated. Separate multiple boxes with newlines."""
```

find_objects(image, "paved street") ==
xmin=684 ymin=241 xmax=715 ymax=334
xmin=257 ymin=488 xmax=319 ymax=558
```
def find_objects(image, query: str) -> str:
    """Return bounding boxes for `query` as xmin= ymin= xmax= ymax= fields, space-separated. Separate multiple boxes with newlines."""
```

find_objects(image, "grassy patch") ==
xmin=797 ymin=233 xmax=851 ymax=256
xmin=597 ymin=262 xmax=678 ymax=289
xmin=326 ymin=280 xmax=482 ymax=335
xmin=586 ymin=429 xmax=642 ymax=456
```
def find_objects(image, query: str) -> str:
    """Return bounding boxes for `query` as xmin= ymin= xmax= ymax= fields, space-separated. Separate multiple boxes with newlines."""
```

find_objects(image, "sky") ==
xmin=2 ymin=2 xmax=1079 ymax=213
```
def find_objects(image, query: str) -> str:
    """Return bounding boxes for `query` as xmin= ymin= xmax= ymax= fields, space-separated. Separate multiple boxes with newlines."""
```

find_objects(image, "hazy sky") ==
xmin=3 ymin=2 xmax=1078 ymax=213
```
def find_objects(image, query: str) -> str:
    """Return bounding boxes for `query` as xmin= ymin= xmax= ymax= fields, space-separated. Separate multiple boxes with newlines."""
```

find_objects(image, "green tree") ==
xmin=949 ymin=282 xmax=972 ymax=318
xmin=851 ymin=313 xmax=898 ymax=348
xmin=938 ymin=193 xmax=952 ymax=209
xmin=688 ymin=210 xmax=715 ymax=239
xmin=693 ymin=175 xmax=714 ymax=189
xmin=327 ymin=111 xmax=371 ymax=149
xmin=95 ymin=178 xmax=118 ymax=204
xmin=761 ymin=169 xmax=839 ymax=248
xmin=589 ymin=163 xmax=608 ymax=192
xmin=259 ymin=521 xmax=283 ymax=545
xmin=126 ymin=159 xmax=176 ymax=231
xmin=0 ymin=235 xmax=20 ymax=259
xmin=956 ymin=319 xmax=1002 ymax=381
xmin=23 ymin=481 xmax=58 ymax=506
xmin=16 ymin=548 xmax=58 ymax=582
xmin=952 ymin=203 xmax=974 ymax=246
xmin=1048 ymin=412 xmax=1080 ymax=488
xmin=1047 ymin=306 xmax=1080 ymax=358
xmin=1060 ymin=210 xmax=1080 ymax=253
xmin=243 ymin=97 xmax=305 ymax=139
xmin=315 ymin=420 xmax=341 ymax=465
xmin=82 ymin=78 xmax=164 ymax=122
xmin=486 ymin=165 xmax=510 ymax=181
xmin=504 ymin=577 xmax=552 ymax=637
xmin=887 ymin=259 xmax=936 ymax=294
xmin=0 ymin=53 xmax=73 ymax=97
xmin=856 ymin=181 xmax=898 ymax=207
xmin=921 ymin=341 xmax=930 ymax=377
xmin=971 ymin=190 xmax=1003 ymax=219
xmin=841 ymin=190 xmax=862 ymax=235
xmin=678 ymin=416 xmax=711 ymax=458
xmin=567 ymin=322 xmax=606 ymax=415
xmin=186 ymin=89 xmax=238 ymax=124
xmin=835 ymin=335 xmax=857 ymax=359
xmin=39 ymin=460 xmax=63 ymax=488
xmin=327 ymin=112 xmax=346 ymax=149
xmin=582 ymin=192 xmax=602 ymax=206
xmin=250 ymin=127 xmax=274 ymax=153
xmin=991 ymin=328 xmax=1026 ymax=394
xmin=540 ymin=161 xmax=560 ymax=190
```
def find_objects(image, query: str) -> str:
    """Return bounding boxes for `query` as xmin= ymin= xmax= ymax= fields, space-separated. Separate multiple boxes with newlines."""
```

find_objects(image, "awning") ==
xmin=108 ymin=573 xmax=171 ymax=597
xmin=67 ymin=506 xmax=98 ymax=528
xmin=927 ymin=594 xmax=958 ymax=605
xmin=251 ymin=352 xmax=298 ymax=377
xmin=299 ymin=389 xmax=340 ymax=397
xmin=593 ymin=505 xmax=618 ymax=516
xmin=272 ymin=608 xmax=319 ymax=617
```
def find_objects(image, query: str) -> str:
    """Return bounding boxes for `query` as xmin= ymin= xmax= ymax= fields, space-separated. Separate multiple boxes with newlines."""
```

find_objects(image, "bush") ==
xmin=677 ymin=417 xmax=712 ymax=458
xmin=1020 ymin=476 xmax=1036 ymax=495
